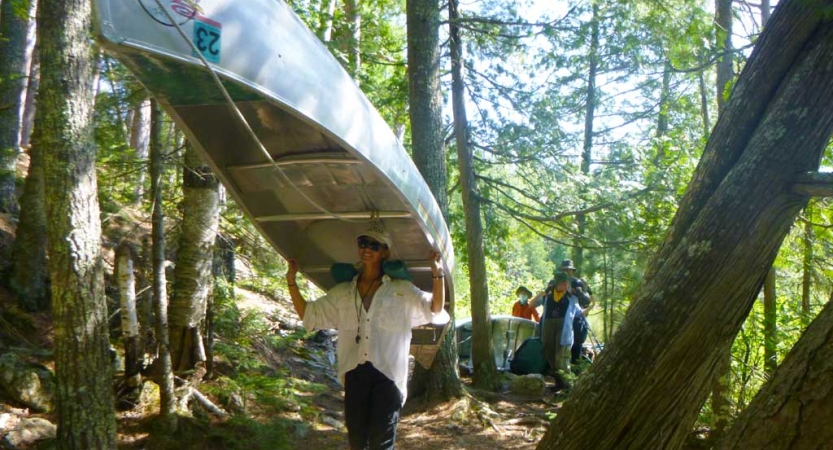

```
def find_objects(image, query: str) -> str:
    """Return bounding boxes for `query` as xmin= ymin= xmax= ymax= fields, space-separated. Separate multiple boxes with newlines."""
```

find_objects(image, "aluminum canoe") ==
xmin=93 ymin=0 xmax=455 ymax=368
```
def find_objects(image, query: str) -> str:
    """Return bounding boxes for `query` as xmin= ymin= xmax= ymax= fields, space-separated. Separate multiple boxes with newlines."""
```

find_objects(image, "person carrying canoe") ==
xmin=285 ymin=225 xmax=448 ymax=450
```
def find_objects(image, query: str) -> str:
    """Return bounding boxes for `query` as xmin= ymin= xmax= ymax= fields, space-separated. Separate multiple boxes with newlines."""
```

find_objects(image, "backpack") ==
xmin=510 ymin=337 xmax=549 ymax=375
xmin=330 ymin=260 xmax=413 ymax=283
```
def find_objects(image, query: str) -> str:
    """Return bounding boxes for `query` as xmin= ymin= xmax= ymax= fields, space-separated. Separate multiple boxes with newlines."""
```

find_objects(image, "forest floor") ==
xmin=1 ymin=279 xmax=560 ymax=450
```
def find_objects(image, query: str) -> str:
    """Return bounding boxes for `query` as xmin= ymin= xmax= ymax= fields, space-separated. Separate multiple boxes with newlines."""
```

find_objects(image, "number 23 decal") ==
xmin=193 ymin=20 xmax=222 ymax=63
xmin=196 ymin=27 xmax=220 ymax=55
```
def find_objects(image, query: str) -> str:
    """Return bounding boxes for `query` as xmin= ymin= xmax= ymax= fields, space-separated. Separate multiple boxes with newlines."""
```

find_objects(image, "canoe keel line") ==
xmin=93 ymin=0 xmax=455 ymax=368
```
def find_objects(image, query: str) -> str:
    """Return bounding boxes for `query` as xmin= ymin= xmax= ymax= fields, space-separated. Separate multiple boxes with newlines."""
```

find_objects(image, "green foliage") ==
xmin=141 ymin=414 xmax=293 ymax=450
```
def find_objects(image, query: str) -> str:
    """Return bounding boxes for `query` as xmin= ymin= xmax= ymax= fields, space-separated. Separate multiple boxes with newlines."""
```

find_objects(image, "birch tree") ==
xmin=169 ymin=143 xmax=220 ymax=374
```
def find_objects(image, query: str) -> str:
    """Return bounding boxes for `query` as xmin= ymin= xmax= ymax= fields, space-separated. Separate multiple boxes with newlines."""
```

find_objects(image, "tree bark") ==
xmin=150 ymin=99 xmax=177 ymax=430
xmin=406 ymin=0 xmax=462 ymax=402
xmin=715 ymin=0 xmax=733 ymax=114
xmin=716 ymin=297 xmax=833 ymax=450
xmin=117 ymin=242 xmax=141 ymax=388
xmin=9 ymin=127 xmax=49 ymax=312
xmin=129 ymin=97 xmax=151 ymax=203
xmin=449 ymin=0 xmax=498 ymax=390
xmin=38 ymin=0 xmax=117 ymax=446
xmin=536 ymin=3 xmax=833 ymax=449
xmin=169 ymin=143 xmax=220 ymax=374
xmin=0 ymin=0 xmax=37 ymax=213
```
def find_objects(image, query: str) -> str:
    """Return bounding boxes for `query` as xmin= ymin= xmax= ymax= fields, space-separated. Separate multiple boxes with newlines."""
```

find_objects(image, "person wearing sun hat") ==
xmin=558 ymin=259 xmax=595 ymax=365
xmin=539 ymin=270 xmax=584 ymax=390
xmin=511 ymin=285 xmax=540 ymax=321
xmin=285 ymin=223 xmax=449 ymax=450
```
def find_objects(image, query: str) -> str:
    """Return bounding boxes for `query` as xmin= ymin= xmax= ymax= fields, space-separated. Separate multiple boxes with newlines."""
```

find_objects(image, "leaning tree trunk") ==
xmin=38 ymin=0 xmax=117 ymax=446
xmin=449 ymin=0 xmax=498 ymax=391
xmin=406 ymin=0 xmax=462 ymax=402
xmin=537 ymin=3 xmax=833 ymax=450
xmin=169 ymin=143 xmax=220 ymax=374
xmin=150 ymin=99 xmax=177 ymax=431
xmin=0 ymin=0 xmax=37 ymax=213
xmin=9 ymin=127 xmax=49 ymax=312
xmin=716 ymin=295 xmax=833 ymax=450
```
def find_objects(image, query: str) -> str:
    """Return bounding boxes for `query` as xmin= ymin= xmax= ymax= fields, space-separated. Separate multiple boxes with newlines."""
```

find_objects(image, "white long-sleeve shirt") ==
xmin=303 ymin=275 xmax=449 ymax=404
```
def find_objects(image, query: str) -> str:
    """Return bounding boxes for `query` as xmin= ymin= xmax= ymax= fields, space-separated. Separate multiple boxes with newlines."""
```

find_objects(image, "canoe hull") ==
xmin=93 ymin=0 xmax=455 ymax=368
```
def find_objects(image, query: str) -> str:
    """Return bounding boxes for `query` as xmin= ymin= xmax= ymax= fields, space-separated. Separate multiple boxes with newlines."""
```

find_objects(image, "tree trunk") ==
xmin=698 ymin=51 xmax=711 ymax=138
xmin=0 ymin=0 xmax=36 ymax=213
xmin=207 ymin=234 xmax=235 ymax=379
xmin=343 ymin=0 xmax=361 ymax=82
xmin=710 ymin=0 xmax=737 ymax=431
xmin=763 ymin=267 xmax=777 ymax=376
xmin=318 ymin=0 xmax=338 ymax=43
xmin=406 ymin=0 xmax=462 ymax=402
xmin=20 ymin=49 xmax=39 ymax=149
xmin=800 ymin=206 xmax=813 ymax=324
xmin=169 ymin=143 xmax=220 ymax=374
xmin=573 ymin=2 xmax=599 ymax=273
xmin=449 ymin=0 xmax=498 ymax=390
xmin=761 ymin=0 xmax=772 ymax=26
xmin=716 ymin=296 xmax=833 ymax=450
xmin=536 ymin=3 xmax=833 ymax=449
xmin=117 ymin=242 xmax=141 ymax=388
xmin=715 ymin=0 xmax=733 ymax=114
xmin=129 ymin=97 xmax=151 ymax=203
xmin=150 ymin=99 xmax=177 ymax=431
xmin=38 ymin=0 xmax=117 ymax=446
xmin=9 ymin=128 xmax=49 ymax=312
xmin=656 ymin=60 xmax=671 ymax=141
xmin=139 ymin=233 xmax=154 ymax=361
xmin=18 ymin=0 xmax=38 ymax=149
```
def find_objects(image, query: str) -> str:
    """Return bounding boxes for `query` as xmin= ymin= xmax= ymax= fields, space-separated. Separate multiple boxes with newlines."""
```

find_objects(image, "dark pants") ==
xmin=571 ymin=317 xmax=589 ymax=364
xmin=344 ymin=362 xmax=403 ymax=450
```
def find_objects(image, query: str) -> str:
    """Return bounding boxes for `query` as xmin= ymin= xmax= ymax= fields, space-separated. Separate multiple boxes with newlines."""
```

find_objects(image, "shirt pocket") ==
xmin=377 ymin=297 xmax=408 ymax=332
xmin=337 ymin=297 xmax=361 ymax=333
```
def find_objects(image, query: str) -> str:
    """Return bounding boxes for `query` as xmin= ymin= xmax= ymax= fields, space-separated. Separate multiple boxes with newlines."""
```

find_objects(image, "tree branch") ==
xmin=792 ymin=172 xmax=833 ymax=197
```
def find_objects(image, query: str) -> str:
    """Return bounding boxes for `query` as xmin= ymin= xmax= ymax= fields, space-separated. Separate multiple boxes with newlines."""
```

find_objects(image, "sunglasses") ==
xmin=357 ymin=237 xmax=385 ymax=252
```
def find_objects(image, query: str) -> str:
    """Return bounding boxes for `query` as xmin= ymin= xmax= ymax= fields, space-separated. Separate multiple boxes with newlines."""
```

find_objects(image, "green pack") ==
xmin=330 ymin=261 xmax=413 ymax=283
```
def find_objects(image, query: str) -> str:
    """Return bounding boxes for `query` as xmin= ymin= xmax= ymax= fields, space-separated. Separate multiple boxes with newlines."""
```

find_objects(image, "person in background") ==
xmin=558 ymin=259 xmax=595 ymax=365
xmin=538 ymin=271 xmax=589 ymax=390
xmin=285 ymin=227 xmax=448 ymax=450
xmin=511 ymin=286 xmax=540 ymax=321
